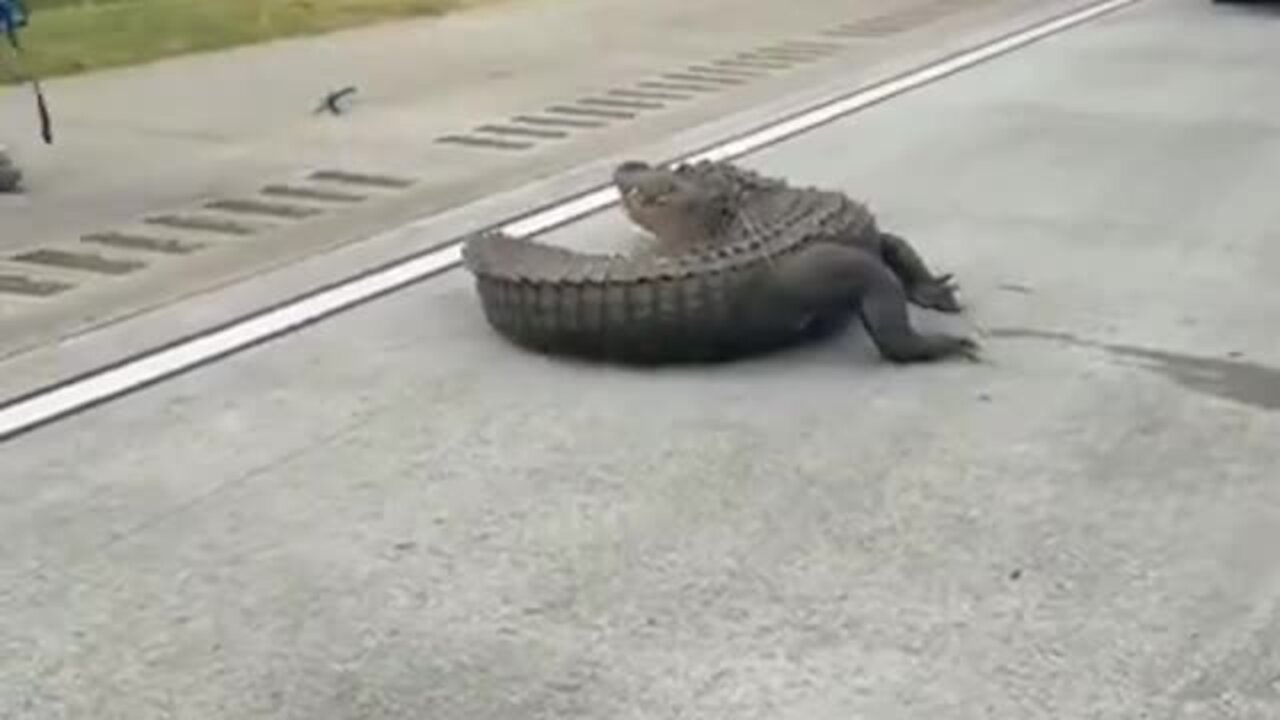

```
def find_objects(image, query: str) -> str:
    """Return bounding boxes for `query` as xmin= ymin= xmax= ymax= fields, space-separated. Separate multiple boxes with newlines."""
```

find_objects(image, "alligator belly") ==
xmin=472 ymin=276 xmax=814 ymax=364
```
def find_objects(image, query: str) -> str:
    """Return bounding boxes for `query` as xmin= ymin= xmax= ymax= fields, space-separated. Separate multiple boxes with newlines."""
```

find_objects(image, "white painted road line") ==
xmin=0 ymin=0 xmax=1142 ymax=443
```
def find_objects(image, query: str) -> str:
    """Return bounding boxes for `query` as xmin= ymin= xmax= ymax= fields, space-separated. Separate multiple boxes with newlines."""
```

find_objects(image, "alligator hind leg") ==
xmin=799 ymin=308 xmax=855 ymax=341
xmin=878 ymin=231 xmax=962 ymax=313
xmin=762 ymin=243 xmax=978 ymax=363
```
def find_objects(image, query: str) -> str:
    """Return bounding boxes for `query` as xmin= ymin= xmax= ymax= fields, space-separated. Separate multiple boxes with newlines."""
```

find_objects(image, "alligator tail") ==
xmin=460 ymin=231 xmax=736 ymax=362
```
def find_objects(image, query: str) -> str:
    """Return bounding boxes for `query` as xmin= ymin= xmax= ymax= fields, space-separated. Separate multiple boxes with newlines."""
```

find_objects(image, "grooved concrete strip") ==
xmin=0 ymin=0 xmax=993 ymax=253
xmin=80 ymin=232 xmax=207 ymax=256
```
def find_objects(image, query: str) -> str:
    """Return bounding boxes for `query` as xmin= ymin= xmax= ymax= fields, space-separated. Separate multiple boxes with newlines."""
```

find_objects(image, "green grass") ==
xmin=3 ymin=0 xmax=497 ymax=83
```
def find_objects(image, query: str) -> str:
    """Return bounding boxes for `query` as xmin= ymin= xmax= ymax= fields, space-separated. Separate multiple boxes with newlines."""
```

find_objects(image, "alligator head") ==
xmin=612 ymin=160 xmax=733 ymax=249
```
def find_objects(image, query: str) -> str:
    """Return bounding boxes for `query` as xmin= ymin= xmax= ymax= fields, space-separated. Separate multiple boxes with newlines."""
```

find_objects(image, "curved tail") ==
xmin=459 ymin=231 xmax=739 ymax=362
xmin=460 ymin=230 xmax=668 ymax=285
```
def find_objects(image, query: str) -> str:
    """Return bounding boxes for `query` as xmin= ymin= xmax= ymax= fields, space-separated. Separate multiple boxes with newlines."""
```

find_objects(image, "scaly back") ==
xmin=671 ymin=160 xmax=875 ymax=249
xmin=462 ymin=160 xmax=875 ymax=286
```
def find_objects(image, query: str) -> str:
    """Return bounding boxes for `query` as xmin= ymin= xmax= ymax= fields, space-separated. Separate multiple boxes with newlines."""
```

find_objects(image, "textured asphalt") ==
xmin=3 ymin=0 xmax=1280 ymax=718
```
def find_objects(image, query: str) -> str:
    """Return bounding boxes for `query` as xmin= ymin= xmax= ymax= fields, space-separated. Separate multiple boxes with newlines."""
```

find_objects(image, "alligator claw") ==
xmin=910 ymin=276 xmax=963 ymax=313
xmin=957 ymin=338 xmax=983 ymax=362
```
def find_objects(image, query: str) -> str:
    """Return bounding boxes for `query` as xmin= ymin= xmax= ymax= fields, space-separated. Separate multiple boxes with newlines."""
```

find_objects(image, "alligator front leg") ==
xmin=761 ymin=244 xmax=979 ymax=363
xmin=877 ymin=231 xmax=962 ymax=313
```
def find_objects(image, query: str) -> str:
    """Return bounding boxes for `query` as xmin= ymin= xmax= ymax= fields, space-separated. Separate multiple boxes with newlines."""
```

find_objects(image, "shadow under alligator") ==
xmin=990 ymin=327 xmax=1280 ymax=413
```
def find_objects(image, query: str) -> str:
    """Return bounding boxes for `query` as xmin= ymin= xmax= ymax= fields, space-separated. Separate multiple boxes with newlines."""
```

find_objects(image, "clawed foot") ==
xmin=925 ymin=333 xmax=982 ymax=363
xmin=880 ymin=332 xmax=982 ymax=364
xmin=950 ymin=335 xmax=983 ymax=363
xmin=908 ymin=273 xmax=963 ymax=313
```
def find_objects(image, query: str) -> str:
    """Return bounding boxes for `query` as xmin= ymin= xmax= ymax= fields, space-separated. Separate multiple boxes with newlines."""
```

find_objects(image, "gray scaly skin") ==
xmin=460 ymin=159 xmax=978 ymax=365
xmin=0 ymin=147 xmax=20 ymax=193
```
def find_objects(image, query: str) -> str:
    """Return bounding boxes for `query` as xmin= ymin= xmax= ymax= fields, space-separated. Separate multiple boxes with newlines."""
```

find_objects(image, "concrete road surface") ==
xmin=3 ymin=0 xmax=1280 ymax=718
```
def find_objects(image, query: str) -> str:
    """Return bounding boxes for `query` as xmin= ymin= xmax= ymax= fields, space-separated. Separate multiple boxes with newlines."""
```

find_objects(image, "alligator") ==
xmin=460 ymin=159 xmax=978 ymax=365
